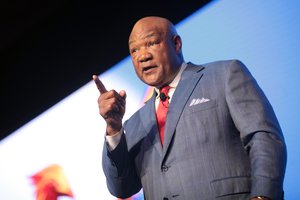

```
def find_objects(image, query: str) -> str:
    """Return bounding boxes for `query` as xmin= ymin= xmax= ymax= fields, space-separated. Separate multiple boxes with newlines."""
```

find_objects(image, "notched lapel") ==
xmin=139 ymin=91 xmax=163 ymax=156
xmin=163 ymin=63 xmax=204 ymax=157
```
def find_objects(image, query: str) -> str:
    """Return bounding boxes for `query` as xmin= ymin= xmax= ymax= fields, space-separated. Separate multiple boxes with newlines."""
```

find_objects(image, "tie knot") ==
xmin=160 ymin=85 xmax=171 ymax=94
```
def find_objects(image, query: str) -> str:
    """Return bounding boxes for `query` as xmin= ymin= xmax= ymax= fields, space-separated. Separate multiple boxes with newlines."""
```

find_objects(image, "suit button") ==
xmin=161 ymin=165 xmax=169 ymax=172
xmin=163 ymin=198 xmax=168 ymax=200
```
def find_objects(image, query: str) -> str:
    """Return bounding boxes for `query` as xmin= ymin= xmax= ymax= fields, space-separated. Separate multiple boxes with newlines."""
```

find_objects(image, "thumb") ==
xmin=119 ymin=90 xmax=126 ymax=100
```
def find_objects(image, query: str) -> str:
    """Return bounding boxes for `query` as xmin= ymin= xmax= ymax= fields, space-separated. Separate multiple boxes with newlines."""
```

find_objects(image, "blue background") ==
xmin=1 ymin=1 xmax=299 ymax=199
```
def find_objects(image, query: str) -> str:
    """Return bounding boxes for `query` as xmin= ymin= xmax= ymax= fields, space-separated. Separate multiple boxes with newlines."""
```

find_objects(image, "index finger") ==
xmin=92 ymin=75 xmax=107 ymax=94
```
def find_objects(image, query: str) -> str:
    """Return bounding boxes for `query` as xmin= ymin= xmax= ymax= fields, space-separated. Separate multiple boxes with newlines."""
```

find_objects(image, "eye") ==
xmin=148 ymin=41 xmax=155 ymax=47
xmin=147 ymin=40 xmax=160 ymax=47
xmin=130 ymin=48 xmax=138 ymax=54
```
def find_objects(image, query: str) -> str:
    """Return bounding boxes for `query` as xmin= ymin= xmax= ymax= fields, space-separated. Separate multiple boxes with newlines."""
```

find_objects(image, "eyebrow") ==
xmin=129 ymin=32 xmax=161 ymax=45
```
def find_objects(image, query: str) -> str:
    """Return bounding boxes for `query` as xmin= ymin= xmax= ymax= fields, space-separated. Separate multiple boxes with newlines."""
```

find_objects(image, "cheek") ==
xmin=133 ymin=64 xmax=143 ymax=78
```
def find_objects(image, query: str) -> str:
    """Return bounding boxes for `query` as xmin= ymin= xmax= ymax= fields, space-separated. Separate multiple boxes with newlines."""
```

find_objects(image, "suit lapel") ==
xmin=163 ymin=63 xmax=204 ymax=157
xmin=139 ymin=91 xmax=163 ymax=156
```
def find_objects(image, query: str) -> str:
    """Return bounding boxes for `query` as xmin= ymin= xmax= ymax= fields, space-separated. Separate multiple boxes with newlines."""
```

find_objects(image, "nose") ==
xmin=137 ymin=49 xmax=152 ymax=62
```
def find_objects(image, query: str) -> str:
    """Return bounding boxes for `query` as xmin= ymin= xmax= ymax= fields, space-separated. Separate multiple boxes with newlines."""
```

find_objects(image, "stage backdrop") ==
xmin=0 ymin=1 xmax=299 ymax=199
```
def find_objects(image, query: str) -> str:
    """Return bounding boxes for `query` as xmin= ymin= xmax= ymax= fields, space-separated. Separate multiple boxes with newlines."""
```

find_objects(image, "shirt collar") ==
xmin=154 ymin=62 xmax=187 ymax=95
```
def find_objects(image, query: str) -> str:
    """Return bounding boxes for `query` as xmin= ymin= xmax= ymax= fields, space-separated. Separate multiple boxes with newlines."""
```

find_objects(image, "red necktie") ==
xmin=156 ymin=85 xmax=171 ymax=145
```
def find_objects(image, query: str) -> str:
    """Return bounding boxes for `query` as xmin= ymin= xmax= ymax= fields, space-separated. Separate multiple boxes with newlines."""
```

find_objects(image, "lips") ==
xmin=143 ymin=66 xmax=156 ymax=72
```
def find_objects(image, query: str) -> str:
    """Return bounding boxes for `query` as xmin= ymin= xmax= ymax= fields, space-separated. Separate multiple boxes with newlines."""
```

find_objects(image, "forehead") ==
xmin=129 ymin=23 xmax=166 ymax=45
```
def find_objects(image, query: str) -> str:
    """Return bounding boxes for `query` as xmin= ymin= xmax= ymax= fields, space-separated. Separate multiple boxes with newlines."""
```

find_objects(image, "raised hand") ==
xmin=92 ymin=75 xmax=126 ymax=136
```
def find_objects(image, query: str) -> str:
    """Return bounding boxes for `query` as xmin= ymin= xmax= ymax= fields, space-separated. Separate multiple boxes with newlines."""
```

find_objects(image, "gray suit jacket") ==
xmin=102 ymin=60 xmax=287 ymax=200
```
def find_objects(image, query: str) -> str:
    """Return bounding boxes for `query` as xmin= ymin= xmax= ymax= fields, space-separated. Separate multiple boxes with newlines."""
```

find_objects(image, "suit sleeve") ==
xmin=225 ymin=60 xmax=287 ymax=199
xmin=102 ymin=128 xmax=142 ymax=198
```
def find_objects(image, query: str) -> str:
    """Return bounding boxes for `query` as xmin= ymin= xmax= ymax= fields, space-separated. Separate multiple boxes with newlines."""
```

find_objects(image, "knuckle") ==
xmin=107 ymin=103 xmax=114 ymax=110
xmin=108 ymin=90 xmax=116 ymax=96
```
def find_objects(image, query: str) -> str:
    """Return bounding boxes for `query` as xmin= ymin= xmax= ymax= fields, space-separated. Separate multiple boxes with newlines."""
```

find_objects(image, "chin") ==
xmin=142 ymin=78 xmax=157 ymax=86
xmin=143 ymin=81 xmax=158 ymax=88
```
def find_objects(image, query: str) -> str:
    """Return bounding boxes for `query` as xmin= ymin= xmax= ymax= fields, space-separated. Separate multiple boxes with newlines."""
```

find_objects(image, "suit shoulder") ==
xmin=198 ymin=59 xmax=250 ymax=74
xmin=187 ymin=59 xmax=252 ymax=80
xmin=201 ymin=59 xmax=245 ymax=68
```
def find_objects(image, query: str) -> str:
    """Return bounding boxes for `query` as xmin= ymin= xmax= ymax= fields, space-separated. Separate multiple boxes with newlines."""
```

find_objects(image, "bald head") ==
xmin=129 ymin=16 xmax=178 ymax=45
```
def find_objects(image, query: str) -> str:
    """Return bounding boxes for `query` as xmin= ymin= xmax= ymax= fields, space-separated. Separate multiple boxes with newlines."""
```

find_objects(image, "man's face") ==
xmin=129 ymin=23 xmax=179 ymax=88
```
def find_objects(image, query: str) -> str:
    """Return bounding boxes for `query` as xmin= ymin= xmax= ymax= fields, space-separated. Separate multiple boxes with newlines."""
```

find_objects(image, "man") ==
xmin=93 ymin=16 xmax=286 ymax=200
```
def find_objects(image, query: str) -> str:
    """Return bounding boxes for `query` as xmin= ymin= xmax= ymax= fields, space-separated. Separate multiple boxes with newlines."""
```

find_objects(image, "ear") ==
xmin=173 ymin=35 xmax=182 ymax=54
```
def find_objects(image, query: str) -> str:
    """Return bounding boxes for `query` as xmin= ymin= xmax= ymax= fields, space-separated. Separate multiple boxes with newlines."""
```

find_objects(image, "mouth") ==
xmin=143 ymin=66 xmax=156 ymax=72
